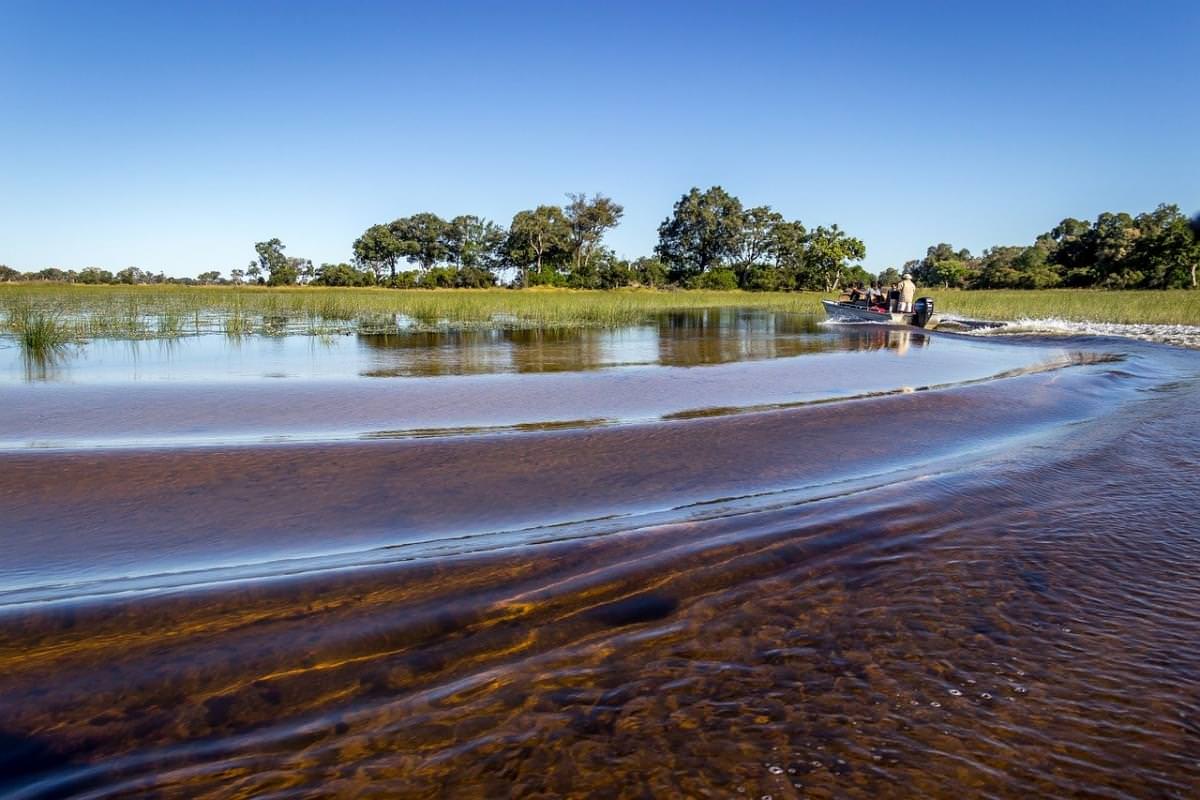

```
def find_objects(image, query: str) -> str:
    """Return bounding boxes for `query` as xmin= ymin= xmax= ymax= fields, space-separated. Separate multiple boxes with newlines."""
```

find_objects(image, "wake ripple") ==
xmin=960 ymin=316 xmax=1200 ymax=348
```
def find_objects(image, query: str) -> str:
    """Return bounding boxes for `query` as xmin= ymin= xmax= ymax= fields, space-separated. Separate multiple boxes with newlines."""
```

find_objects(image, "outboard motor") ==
xmin=914 ymin=297 xmax=935 ymax=327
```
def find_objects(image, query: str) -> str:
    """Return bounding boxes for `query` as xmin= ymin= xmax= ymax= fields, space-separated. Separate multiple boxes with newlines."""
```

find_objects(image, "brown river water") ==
xmin=1 ymin=311 xmax=1198 ymax=799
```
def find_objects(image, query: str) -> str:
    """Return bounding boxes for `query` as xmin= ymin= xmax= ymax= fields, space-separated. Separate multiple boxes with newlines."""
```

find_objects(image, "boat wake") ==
xmin=960 ymin=316 xmax=1200 ymax=348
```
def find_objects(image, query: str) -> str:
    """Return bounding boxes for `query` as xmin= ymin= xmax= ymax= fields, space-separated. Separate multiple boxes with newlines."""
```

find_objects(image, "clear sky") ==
xmin=2 ymin=0 xmax=1197 ymax=276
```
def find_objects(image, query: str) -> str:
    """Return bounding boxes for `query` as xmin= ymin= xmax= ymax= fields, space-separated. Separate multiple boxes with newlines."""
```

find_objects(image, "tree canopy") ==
xmin=4 ymin=193 xmax=1196 ymax=292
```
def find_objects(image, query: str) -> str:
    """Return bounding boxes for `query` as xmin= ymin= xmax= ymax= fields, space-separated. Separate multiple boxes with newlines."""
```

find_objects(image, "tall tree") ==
xmin=391 ymin=213 xmax=449 ymax=271
xmin=767 ymin=220 xmax=809 ymax=289
xmin=733 ymin=205 xmax=784 ymax=286
xmin=1127 ymin=204 xmax=1196 ymax=289
xmin=353 ymin=224 xmax=403 ymax=281
xmin=804 ymin=225 xmax=866 ymax=291
xmin=443 ymin=215 xmax=505 ymax=271
xmin=564 ymin=193 xmax=624 ymax=277
xmin=505 ymin=205 xmax=571 ymax=286
xmin=655 ymin=186 xmax=744 ymax=283
xmin=254 ymin=238 xmax=297 ymax=286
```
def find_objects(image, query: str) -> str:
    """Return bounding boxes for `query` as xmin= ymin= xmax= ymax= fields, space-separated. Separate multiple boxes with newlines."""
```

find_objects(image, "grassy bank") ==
xmin=0 ymin=284 xmax=1195 ymax=341
xmin=932 ymin=289 xmax=1199 ymax=326
xmin=0 ymin=285 xmax=827 ymax=339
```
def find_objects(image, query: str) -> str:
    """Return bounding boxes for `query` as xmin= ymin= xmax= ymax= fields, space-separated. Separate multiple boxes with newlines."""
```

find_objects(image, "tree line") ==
xmin=3 ymin=191 xmax=1197 ymax=290
xmin=907 ymin=204 xmax=1199 ymax=290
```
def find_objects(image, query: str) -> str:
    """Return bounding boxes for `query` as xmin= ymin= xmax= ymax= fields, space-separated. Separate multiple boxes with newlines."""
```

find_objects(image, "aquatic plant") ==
xmin=6 ymin=303 xmax=72 ymax=355
xmin=156 ymin=312 xmax=185 ymax=338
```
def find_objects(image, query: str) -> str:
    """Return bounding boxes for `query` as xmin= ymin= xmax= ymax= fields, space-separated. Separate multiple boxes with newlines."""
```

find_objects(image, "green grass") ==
xmin=4 ymin=302 xmax=73 ymax=355
xmin=0 ymin=284 xmax=829 ymax=339
xmin=0 ymin=284 xmax=1195 ymax=343
xmin=932 ymin=289 xmax=1199 ymax=326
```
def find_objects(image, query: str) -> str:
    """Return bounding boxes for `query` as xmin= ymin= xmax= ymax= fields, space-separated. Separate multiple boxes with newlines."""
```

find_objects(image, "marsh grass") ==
xmin=156 ymin=312 xmax=185 ymax=338
xmin=0 ymin=284 xmax=1195 ymax=343
xmin=5 ymin=302 xmax=73 ymax=356
xmin=934 ymin=289 xmax=1199 ymax=326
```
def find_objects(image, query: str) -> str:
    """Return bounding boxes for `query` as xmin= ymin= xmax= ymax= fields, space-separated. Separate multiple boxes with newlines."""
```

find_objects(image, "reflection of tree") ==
xmin=356 ymin=313 xmax=928 ymax=377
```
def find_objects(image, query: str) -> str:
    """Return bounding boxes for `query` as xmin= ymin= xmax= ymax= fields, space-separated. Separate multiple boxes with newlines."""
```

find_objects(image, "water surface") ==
xmin=1 ymin=311 xmax=1198 ymax=798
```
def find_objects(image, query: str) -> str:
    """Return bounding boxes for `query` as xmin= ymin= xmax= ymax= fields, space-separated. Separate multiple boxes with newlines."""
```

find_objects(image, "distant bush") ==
xmin=690 ymin=268 xmax=738 ymax=290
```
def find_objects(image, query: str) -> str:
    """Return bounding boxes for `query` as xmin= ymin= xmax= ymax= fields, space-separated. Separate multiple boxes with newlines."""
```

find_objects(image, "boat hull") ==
xmin=821 ymin=300 xmax=940 ymax=329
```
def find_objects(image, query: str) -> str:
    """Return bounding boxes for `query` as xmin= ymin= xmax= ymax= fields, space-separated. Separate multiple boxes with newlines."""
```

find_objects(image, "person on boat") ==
xmin=887 ymin=282 xmax=900 ymax=312
xmin=868 ymin=282 xmax=885 ymax=308
xmin=847 ymin=282 xmax=867 ymax=304
xmin=897 ymin=273 xmax=916 ymax=313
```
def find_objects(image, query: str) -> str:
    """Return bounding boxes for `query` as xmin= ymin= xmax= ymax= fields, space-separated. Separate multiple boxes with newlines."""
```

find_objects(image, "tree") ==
xmin=0 ymin=265 xmax=19 ymax=281
xmin=876 ymin=267 xmax=901 ymax=286
xmin=804 ymin=225 xmax=866 ymax=291
xmin=292 ymin=259 xmax=315 ymax=285
xmin=314 ymin=262 xmax=375 ymax=287
xmin=115 ymin=267 xmax=149 ymax=284
xmin=197 ymin=270 xmax=222 ymax=284
xmin=391 ymin=213 xmax=448 ymax=271
xmin=505 ymin=205 xmax=571 ymax=286
xmin=767 ymin=220 xmax=809 ymax=289
xmin=974 ymin=246 xmax=1024 ymax=288
xmin=230 ymin=268 xmax=245 ymax=285
xmin=733 ymin=205 xmax=784 ymax=286
xmin=443 ymin=215 xmax=505 ymax=271
xmin=1088 ymin=212 xmax=1140 ymax=287
xmin=564 ymin=193 xmax=624 ymax=278
xmin=1191 ymin=212 xmax=1200 ymax=288
xmin=253 ymin=238 xmax=296 ymax=285
xmin=1126 ymin=204 xmax=1195 ymax=289
xmin=77 ymin=267 xmax=114 ymax=284
xmin=915 ymin=243 xmax=975 ymax=288
xmin=631 ymin=256 xmax=668 ymax=287
xmin=655 ymin=186 xmax=744 ymax=283
xmin=353 ymin=224 xmax=403 ymax=281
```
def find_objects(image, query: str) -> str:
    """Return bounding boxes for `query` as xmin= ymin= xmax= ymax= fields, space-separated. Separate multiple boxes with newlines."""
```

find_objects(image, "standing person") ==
xmin=898 ymin=272 xmax=916 ymax=313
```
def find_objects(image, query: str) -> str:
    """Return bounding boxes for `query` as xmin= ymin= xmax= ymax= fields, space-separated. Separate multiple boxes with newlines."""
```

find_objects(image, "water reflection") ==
xmin=359 ymin=311 xmax=929 ymax=377
xmin=19 ymin=349 xmax=69 ymax=382
xmin=0 ymin=311 xmax=932 ymax=384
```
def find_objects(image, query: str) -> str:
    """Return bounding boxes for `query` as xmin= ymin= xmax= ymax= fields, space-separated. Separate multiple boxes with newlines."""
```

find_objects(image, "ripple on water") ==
xmin=0 ymin=335 xmax=1198 ymax=798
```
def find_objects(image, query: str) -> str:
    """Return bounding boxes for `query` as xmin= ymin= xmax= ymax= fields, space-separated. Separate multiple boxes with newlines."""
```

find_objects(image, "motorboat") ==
xmin=821 ymin=296 xmax=941 ymax=329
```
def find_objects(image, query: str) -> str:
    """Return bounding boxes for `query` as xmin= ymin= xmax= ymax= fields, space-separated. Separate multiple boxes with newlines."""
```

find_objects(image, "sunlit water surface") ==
xmin=1 ymin=310 xmax=1198 ymax=798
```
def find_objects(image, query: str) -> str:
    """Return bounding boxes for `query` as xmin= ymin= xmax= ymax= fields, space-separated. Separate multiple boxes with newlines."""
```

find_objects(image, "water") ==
xmin=1 ymin=311 xmax=1198 ymax=798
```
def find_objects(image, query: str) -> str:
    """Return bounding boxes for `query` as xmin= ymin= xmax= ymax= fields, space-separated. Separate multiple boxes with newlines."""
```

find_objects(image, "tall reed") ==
xmin=6 ymin=303 xmax=72 ymax=356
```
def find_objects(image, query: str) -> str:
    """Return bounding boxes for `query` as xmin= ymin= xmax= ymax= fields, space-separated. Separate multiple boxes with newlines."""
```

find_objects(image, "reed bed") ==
xmin=0 ymin=284 xmax=1195 ymax=342
xmin=0 ymin=285 xmax=827 ymax=340
xmin=934 ymin=289 xmax=1199 ymax=326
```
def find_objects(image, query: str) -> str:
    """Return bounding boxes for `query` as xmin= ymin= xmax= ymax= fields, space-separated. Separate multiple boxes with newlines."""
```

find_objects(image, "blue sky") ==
xmin=2 ymin=0 xmax=1197 ymax=276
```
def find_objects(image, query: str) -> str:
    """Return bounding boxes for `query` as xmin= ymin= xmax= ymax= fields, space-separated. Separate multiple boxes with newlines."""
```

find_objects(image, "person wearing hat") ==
xmin=897 ymin=272 xmax=916 ymax=313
